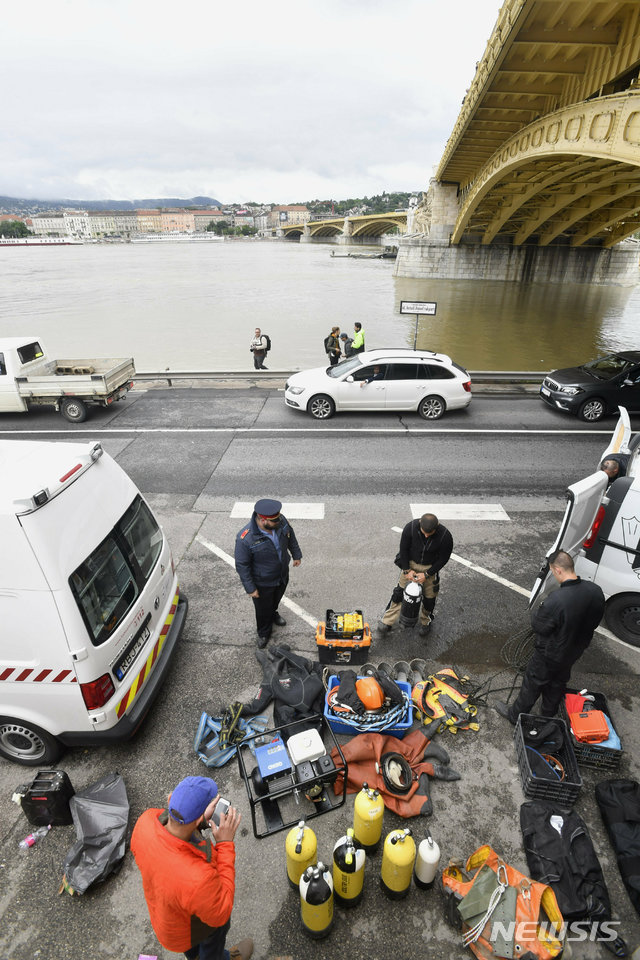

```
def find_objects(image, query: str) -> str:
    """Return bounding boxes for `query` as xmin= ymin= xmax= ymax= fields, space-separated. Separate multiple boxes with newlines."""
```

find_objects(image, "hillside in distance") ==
xmin=0 ymin=195 xmax=222 ymax=214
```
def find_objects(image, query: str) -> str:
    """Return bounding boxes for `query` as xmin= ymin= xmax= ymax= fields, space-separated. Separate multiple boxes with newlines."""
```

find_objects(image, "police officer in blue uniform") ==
xmin=234 ymin=499 xmax=302 ymax=648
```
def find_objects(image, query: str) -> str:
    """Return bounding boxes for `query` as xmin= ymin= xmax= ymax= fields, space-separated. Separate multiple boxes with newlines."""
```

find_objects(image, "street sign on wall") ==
xmin=400 ymin=300 xmax=437 ymax=315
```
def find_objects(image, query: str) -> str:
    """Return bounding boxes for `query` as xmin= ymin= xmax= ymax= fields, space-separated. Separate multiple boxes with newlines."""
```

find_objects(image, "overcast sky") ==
xmin=3 ymin=0 xmax=501 ymax=204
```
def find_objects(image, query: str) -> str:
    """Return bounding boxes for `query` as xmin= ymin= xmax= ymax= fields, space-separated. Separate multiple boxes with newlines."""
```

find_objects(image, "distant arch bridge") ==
xmin=281 ymin=211 xmax=408 ymax=241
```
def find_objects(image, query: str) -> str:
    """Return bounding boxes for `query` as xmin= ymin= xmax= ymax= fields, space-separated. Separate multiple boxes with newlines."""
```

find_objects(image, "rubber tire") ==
xmin=418 ymin=395 xmax=446 ymax=420
xmin=578 ymin=397 xmax=606 ymax=422
xmin=60 ymin=397 xmax=88 ymax=423
xmin=604 ymin=593 xmax=640 ymax=647
xmin=308 ymin=394 xmax=336 ymax=420
xmin=0 ymin=716 xmax=63 ymax=766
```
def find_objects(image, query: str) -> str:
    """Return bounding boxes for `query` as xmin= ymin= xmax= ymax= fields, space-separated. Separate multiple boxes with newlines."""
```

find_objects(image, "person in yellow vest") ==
xmin=352 ymin=322 xmax=365 ymax=354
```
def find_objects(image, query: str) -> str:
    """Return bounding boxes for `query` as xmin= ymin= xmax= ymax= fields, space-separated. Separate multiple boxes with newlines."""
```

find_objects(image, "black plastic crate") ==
xmin=514 ymin=714 xmax=582 ymax=805
xmin=560 ymin=690 xmax=622 ymax=771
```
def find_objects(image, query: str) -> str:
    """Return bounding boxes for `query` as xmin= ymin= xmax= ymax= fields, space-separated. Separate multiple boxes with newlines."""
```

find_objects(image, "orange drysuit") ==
xmin=131 ymin=808 xmax=236 ymax=953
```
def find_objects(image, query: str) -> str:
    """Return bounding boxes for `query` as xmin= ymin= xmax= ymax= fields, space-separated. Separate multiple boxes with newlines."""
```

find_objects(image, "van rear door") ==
xmin=529 ymin=471 xmax=608 ymax=607
xmin=600 ymin=406 xmax=631 ymax=463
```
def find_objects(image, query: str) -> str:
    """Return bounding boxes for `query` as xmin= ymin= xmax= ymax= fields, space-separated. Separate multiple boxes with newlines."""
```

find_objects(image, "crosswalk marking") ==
xmin=410 ymin=503 xmax=510 ymax=521
xmin=230 ymin=502 xmax=325 ymax=519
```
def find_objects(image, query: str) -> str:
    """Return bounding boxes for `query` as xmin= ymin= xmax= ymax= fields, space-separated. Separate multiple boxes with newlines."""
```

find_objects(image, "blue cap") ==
xmin=255 ymin=498 xmax=282 ymax=519
xmin=168 ymin=776 xmax=218 ymax=824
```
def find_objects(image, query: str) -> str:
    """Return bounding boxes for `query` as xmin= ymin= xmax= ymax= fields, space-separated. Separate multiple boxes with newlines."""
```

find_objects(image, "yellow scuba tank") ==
xmin=380 ymin=828 xmax=416 ymax=899
xmin=414 ymin=830 xmax=441 ymax=889
xmin=353 ymin=781 xmax=384 ymax=851
xmin=332 ymin=827 xmax=366 ymax=907
xmin=299 ymin=861 xmax=333 ymax=939
xmin=285 ymin=820 xmax=317 ymax=889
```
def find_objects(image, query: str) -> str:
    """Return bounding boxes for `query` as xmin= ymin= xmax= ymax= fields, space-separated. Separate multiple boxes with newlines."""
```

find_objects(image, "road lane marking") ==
xmin=410 ymin=503 xmax=510 ymax=521
xmin=230 ymin=502 xmax=325 ymax=519
xmin=0 ymin=427 xmax=616 ymax=435
xmin=390 ymin=528 xmax=637 ymax=651
xmin=196 ymin=534 xmax=318 ymax=628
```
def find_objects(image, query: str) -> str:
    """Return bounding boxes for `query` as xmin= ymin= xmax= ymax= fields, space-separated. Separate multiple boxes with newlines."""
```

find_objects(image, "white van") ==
xmin=530 ymin=407 xmax=640 ymax=646
xmin=0 ymin=439 xmax=187 ymax=765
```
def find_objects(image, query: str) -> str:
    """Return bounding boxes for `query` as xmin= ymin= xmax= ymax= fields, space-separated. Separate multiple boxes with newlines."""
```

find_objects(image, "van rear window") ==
xmin=17 ymin=341 xmax=44 ymax=364
xmin=69 ymin=495 xmax=163 ymax=646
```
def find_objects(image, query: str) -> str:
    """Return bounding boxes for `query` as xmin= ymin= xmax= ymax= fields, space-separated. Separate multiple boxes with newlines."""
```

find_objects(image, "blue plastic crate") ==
xmin=324 ymin=675 xmax=413 ymax=738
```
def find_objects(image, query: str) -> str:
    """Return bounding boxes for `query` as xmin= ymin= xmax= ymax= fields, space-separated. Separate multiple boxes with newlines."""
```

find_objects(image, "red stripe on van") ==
xmin=34 ymin=669 xmax=52 ymax=682
xmin=16 ymin=669 xmax=33 ymax=681
xmin=0 ymin=668 xmax=14 ymax=681
xmin=52 ymin=670 xmax=72 ymax=682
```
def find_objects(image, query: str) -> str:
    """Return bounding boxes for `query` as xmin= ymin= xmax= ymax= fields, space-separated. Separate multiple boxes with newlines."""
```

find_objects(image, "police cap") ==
xmin=254 ymin=498 xmax=282 ymax=519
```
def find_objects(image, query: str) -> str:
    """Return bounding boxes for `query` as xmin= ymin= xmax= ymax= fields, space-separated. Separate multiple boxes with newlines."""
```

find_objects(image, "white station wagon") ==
xmin=284 ymin=349 xmax=472 ymax=420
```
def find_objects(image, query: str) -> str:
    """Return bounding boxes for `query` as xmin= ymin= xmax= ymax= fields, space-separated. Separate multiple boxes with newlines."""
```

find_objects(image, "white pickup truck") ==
xmin=0 ymin=336 xmax=135 ymax=422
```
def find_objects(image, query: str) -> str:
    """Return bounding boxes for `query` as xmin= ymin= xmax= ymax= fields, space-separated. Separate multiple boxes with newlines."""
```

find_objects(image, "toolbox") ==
xmin=315 ymin=609 xmax=371 ymax=665
xmin=17 ymin=769 xmax=75 ymax=825
xmin=568 ymin=709 xmax=609 ymax=744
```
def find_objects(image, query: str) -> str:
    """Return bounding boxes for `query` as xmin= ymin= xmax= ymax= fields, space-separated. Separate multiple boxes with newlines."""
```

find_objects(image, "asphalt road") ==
xmin=1 ymin=386 xmax=639 ymax=960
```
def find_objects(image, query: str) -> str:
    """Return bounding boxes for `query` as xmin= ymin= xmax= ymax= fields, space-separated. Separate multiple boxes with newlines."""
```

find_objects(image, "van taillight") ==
xmin=463 ymin=380 xmax=471 ymax=392
xmin=583 ymin=506 xmax=606 ymax=549
xmin=80 ymin=673 xmax=115 ymax=710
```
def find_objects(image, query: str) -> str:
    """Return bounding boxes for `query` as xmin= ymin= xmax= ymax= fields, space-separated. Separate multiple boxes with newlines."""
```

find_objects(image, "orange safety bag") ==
xmin=442 ymin=845 xmax=564 ymax=960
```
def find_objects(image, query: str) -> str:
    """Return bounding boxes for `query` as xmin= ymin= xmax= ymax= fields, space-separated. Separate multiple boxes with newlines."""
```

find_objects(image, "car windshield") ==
xmin=327 ymin=356 xmax=362 ymax=378
xmin=581 ymin=354 xmax=631 ymax=381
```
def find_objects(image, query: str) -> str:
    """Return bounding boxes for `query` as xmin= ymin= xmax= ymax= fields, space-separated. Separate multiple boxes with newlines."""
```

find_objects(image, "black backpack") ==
xmin=263 ymin=334 xmax=271 ymax=353
xmin=324 ymin=334 xmax=333 ymax=353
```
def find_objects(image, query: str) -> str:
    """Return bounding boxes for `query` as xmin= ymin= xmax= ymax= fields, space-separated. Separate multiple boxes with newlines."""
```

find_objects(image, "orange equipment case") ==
xmin=568 ymin=710 xmax=609 ymax=744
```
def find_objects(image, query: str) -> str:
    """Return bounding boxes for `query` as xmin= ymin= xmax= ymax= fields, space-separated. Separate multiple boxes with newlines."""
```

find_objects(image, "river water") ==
xmin=0 ymin=240 xmax=637 ymax=371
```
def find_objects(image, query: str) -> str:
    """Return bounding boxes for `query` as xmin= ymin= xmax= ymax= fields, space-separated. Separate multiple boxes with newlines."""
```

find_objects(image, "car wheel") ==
xmin=604 ymin=594 xmax=640 ymax=647
xmin=308 ymin=394 xmax=336 ymax=420
xmin=418 ymin=395 xmax=446 ymax=420
xmin=578 ymin=397 xmax=606 ymax=422
xmin=60 ymin=397 xmax=88 ymax=423
xmin=0 ymin=717 xmax=63 ymax=765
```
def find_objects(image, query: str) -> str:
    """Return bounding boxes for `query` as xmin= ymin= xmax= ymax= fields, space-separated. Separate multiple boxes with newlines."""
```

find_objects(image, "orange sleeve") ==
xmin=190 ymin=841 xmax=236 ymax=929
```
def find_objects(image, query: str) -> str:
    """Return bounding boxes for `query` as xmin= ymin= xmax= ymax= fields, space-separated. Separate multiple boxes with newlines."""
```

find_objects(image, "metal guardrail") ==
xmin=134 ymin=369 xmax=545 ymax=385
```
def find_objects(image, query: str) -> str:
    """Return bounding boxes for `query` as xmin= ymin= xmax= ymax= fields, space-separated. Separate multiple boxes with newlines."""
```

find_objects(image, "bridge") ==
xmin=404 ymin=0 xmax=640 ymax=283
xmin=281 ymin=210 xmax=407 ymax=242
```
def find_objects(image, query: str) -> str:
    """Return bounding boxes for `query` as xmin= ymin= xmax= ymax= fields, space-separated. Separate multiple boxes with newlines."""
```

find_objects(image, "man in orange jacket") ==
xmin=131 ymin=776 xmax=253 ymax=960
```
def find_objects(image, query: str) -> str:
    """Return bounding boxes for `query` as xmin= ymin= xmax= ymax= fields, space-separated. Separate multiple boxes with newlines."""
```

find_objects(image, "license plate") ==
xmin=541 ymin=386 xmax=550 ymax=396
xmin=114 ymin=622 xmax=150 ymax=680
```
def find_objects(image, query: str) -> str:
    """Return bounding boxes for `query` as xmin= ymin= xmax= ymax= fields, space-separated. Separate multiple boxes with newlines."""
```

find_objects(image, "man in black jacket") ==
xmin=378 ymin=513 xmax=453 ymax=637
xmin=495 ymin=550 xmax=605 ymax=723
xmin=234 ymin=498 xmax=302 ymax=648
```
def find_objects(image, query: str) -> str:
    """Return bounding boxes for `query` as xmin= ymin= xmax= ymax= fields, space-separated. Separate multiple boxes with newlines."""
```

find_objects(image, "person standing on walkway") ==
xmin=378 ymin=513 xmax=453 ymax=638
xmin=325 ymin=326 xmax=342 ymax=365
xmin=234 ymin=498 xmax=302 ymax=648
xmin=131 ymin=775 xmax=253 ymax=960
xmin=495 ymin=550 xmax=605 ymax=723
xmin=352 ymin=322 xmax=365 ymax=354
xmin=249 ymin=328 xmax=268 ymax=370
xmin=340 ymin=332 xmax=354 ymax=357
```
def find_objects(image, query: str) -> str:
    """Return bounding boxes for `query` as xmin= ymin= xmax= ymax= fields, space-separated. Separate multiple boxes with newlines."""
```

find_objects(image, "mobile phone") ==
xmin=211 ymin=797 xmax=231 ymax=826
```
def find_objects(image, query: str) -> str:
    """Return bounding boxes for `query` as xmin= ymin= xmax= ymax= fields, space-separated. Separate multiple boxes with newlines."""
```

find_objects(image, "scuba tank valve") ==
xmin=353 ymin=782 xmax=384 ymax=851
xmin=414 ymin=830 xmax=441 ymax=889
xmin=332 ymin=827 xmax=366 ymax=907
xmin=380 ymin=828 xmax=416 ymax=899
xmin=299 ymin=862 xmax=333 ymax=939
xmin=285 ymin=820 xmax=317 ymax=889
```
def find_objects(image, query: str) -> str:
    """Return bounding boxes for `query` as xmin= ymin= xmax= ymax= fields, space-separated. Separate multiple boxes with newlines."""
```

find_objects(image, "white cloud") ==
xmin=1 ymin=0 xmax=500 ymax=202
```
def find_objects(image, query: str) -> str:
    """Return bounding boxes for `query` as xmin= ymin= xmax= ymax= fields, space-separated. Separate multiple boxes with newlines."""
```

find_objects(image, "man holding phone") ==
xmin=131 ymin=775 xmax=253 ymax=960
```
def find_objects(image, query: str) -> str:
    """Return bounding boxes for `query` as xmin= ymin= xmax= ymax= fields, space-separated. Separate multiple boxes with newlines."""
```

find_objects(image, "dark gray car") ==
xmin=540 ymin=351 xmax=640 ymax=422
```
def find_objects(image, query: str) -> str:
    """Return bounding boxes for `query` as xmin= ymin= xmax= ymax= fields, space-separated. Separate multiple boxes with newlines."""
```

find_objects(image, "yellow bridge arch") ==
xmin=452 ymin=91 xmax=640 ymax=248
xmin=281 ymin=211 xmax=408 ymax=240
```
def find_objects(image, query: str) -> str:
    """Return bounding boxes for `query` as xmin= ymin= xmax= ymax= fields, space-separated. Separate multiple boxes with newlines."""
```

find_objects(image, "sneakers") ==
xmin=229 ymin=938 xmax=254 ymax=960
xmin=272 ymin=613 xmax=286 ymax=627
xmin=494 ymin=700 xmax=516 ymax=725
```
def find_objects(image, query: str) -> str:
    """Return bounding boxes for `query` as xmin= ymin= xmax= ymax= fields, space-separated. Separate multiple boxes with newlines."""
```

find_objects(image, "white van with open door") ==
xmin=530 ymin=407 xmax=640 ymax=646
xmin=0 ymin=439 xmax=187 ymax=765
